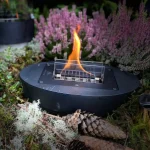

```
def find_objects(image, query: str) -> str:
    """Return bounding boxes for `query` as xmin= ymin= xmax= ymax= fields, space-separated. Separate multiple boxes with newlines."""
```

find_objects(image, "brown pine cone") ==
xmin=68 ymin=140 xmax=91 ymax=150
xmin=79 ymin=136 xmax=133 ymax=150
xmin=63 ymin=110 xmax=126 ymax=139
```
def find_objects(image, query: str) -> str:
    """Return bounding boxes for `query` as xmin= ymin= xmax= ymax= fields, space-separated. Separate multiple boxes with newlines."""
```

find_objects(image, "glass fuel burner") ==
xmin=53 ymin=59 xmax=105 ymax=84
xmin=20 ymin=59 xmax=140 ymax=116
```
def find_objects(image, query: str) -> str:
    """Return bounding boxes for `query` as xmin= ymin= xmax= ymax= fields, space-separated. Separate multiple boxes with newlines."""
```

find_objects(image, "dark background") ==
xmin=28 ymin=0 xmax=150 ymax=12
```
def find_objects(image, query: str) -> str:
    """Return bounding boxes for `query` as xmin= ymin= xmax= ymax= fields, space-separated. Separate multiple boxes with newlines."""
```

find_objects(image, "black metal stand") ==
xmin=20 ymin=62 xmax=140 ymax=116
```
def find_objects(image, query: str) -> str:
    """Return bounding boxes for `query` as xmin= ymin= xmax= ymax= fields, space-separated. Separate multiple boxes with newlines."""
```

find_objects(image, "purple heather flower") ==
xmin=35 ymin=3 xmax=150 ymax=70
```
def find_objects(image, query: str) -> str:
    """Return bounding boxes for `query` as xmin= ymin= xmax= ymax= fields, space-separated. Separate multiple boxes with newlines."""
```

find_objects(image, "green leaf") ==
xmin=57 ymin=4 xmax=66 ymax=9
xmin=6 ymin=74 xmax=12 ymax=80
xmin=103 ymin=0 xmax=118 ymax=12
xmin=2 ymin=94 xmax=6 ymax=98
xmin=0 ymin=97 xmax=5 ymax=102
xmin=143 ymin=0 xmax=148 ymax=5
xmin=9 ymin=81 xmax=20 ymax=92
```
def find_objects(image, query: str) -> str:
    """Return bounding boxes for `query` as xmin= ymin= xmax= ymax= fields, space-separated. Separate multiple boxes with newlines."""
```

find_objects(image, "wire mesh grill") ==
xmin=53 ymin=59 xmax=105 ymax=84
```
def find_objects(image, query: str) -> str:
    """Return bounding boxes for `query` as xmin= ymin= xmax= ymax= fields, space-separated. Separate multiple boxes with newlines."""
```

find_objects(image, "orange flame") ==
xmin=16 ymin=12 xmax=19 ymax=19
xmin=5 ymin=0 xmax=9 ymax=5
xmin=63 ymin=25 xmax=91 ymax=75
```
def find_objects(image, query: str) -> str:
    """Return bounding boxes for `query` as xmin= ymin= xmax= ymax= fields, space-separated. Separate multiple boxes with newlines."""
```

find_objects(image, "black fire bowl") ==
xmin=20 ymin=62 xmax=140 ymax=116
xmin=0 ymin=19 xmax=34 ymax=44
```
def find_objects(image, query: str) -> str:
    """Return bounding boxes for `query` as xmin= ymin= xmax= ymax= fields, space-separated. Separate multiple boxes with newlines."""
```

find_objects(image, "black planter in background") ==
xmin=139 ymin=94 xmax=150 ymax=110
xmin=0 ymin=19 xmax=34 ymax=44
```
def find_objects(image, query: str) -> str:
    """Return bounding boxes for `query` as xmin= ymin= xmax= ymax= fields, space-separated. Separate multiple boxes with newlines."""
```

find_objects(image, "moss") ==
xmin=24 ymin=134 xmax=52 ymax=150
xmin=0 ymin=106 xmax=14 ymax=141
xmin=0 ymin=107 xmax=14 ymax=126
xmin=0 ymin=48 xmax=42 ymax=105
xmin=107 ymin=87 xmax=150 ymax=150
xmin=0 ymin=44 xmax=150 ymax=149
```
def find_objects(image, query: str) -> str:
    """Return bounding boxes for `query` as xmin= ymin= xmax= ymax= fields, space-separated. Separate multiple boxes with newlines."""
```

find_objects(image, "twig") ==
xmin=0 ymin=103 xmax=4 ymax=108
xmin=35 ymin=123 xmax=66 ymax=147
xmin=39 ymin=119 xmax=66 ymax=144
xmin=143 ymin=108 xmax=149 ymax=123
xmin=17 ymin=103 xmax=62 ymax=120
xmin=124 ymin=134 xmax=128 ymax=147
xmin=44 ymin=113 xmax=62 ymax=120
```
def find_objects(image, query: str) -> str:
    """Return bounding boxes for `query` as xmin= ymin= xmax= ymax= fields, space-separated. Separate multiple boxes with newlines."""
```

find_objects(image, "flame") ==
xmin=63 ymin=25 xmax=91 ymax=75
xmin=16 ymin=12 xmax=19 ymax=19
xmin=5 ymin=0 xmax=9 ymax=5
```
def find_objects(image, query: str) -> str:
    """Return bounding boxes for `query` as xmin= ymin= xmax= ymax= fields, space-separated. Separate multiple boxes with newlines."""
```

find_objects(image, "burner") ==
xmin=20 ymin=61 xmax=140 ymax=116
xmin=53 ymin=59 xmax=105 ymax=83
xmin=38 ymin=61 xmax=118 ymax=90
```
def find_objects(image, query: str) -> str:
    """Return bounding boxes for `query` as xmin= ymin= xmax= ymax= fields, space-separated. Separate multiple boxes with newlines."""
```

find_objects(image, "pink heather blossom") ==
xmin=35 ymin=2 xmax=150 ymax=70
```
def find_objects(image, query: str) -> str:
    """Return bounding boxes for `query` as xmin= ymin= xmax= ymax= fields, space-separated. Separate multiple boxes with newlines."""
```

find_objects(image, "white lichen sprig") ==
xmin=10 ymin=135 xmax=25 ymax=150
xmin=0 ymin=46 xmax=26 ymax=71
xmin=53 ymin=119 xmax=78 ymax=141
xmin=14 ymin=100 xmax=78 ymax=149
xmin=0 ymin=39 xmax=42 ymax=72
xmin=14 ymin=100 xmax=42 ymax=133
xmin=1 ymin=46 xmax=26 ymax=63
xmin=27 ymin=38 xmax=41 ymax=53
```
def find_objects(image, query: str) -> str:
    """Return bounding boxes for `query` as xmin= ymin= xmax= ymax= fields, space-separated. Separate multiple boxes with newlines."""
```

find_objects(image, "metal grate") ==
xmin=53 ymin=59 xmax=105 ymax=84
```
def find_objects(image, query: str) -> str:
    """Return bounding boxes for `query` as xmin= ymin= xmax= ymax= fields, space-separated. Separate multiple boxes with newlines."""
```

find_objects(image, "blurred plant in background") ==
xmin=0 ymin=0 xmax=32 ymax=19
xmin=35 ymin=2 xmax=150 ymax=72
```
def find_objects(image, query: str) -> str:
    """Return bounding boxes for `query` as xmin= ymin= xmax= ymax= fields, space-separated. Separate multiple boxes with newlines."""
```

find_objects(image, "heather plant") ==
xmin=35 ymin=5 xmax=109 ymax=61
xmin=35 ymin=2 xmax=150 ymax=71
xmin=106 ymin=2 xmax=150 ymax=71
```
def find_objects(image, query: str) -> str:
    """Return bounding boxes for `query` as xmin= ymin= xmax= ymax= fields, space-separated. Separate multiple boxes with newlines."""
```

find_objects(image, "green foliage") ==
xmin=0 ymin=43 xmax=46 ymax=149
xmin=56 ymin=0 xmax=117 ymax=16
xmin=33 ymin=7 xmax=40 ymax=19
xmin=0 ymin=70 xmax=23 ymax=104
xmin=0 ymin=107 xmax=14 ymax=126
xmin=32 ymin=6 xmax=49 ymax=20
xmin=9 ymin=0 xmax=17 ymax=14
xmin=102 ymin=0 xmax=118 ymax=16
xmin=0 ymin=46 xmax=26 ymax=72
xmin=0 ymin=39 xmax=149 ymax=149
xmin=83 ymin=0 xmax=117 ymax=14
xmin=0 ymin=40 xmax=41 ymax=72
xmin=16 ymin=0 xmax=30 ymax=18
xmin=141 ymin=71 xmax=150 ymax=87
xmin=0 ymin=106 xmax=14 ymax=142
xmin=107 ymin=87 xmax=150 ymax=150
xmin=143 ymin=0 xmax=148 ymax=5
xmin=0 ymin=42 xmax=42 ymax=105
xmin=57 ymin=4 xmax=83 ymax=14
xmin=43 ymin=5 xmax=49 ymax=18
xmin=0 ymin=0 xmax=31 ymax=19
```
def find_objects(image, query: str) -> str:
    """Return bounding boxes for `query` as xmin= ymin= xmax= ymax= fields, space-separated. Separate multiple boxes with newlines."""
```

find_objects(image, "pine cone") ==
xmin=63 ymin=110 xmax=126 ymax=139
xmin=66 ymin=109 xmax=81 ymax=131
xmin=68 ymin=140 xmax=91 ymax=150
xmin=79 ymin=136 xmax=133 ymax=150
